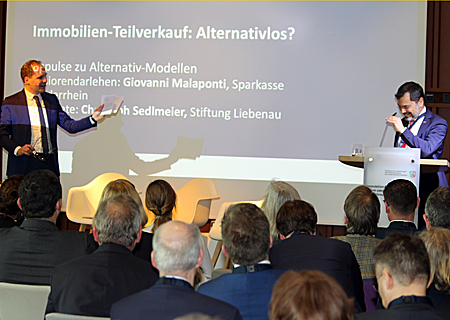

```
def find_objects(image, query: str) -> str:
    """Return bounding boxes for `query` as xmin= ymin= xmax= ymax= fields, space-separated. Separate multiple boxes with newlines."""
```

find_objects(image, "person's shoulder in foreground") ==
xmin=111 ymin=220 xmax=242 ymax=320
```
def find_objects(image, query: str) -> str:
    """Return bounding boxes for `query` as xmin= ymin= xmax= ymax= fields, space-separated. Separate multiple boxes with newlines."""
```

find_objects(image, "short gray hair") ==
xmin=425 ymin=187 xmax=450 ymax=229
xmin=153 ymin=221 xmax=201 ymax=273
xmin=93 ymin=194 xmax=142 ymax=247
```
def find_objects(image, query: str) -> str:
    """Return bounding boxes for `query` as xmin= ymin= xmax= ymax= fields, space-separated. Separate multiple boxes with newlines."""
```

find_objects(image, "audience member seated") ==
xmin=269 ymin=270 xmax=355 ymax=320
xmin=0 ymin=169 xmax=96 ymax=285
xmin=111 ymin=220 xmax=243 ymax=320
xmin=332 ymin=185 xmax=381 ymax=311
xmin=356 ymin=232 xmax=450 ymax=320
xmin=269 ymin=200 xmax=365 ymax=312
xmin=261 ymin=180 xmax=301 ymax=241
xmin=198 ymin=203 xmax=286 ymax=320
xmin=134 ymin=179 xmax=213 ymax=281
xmin=98 ymin=179 xmax=157 ymax=278
xmin=423 ymin=187 xmax=450 ymax=230
xmin=46 ymin=194 xmax=159 ymax=317
xmin=419 ymin=228 xmax=450 ymax=313
xmin=0 ymin=175 xmax=23 ymax=228
xmin=376 ymin=179 xmax=419 ymax=239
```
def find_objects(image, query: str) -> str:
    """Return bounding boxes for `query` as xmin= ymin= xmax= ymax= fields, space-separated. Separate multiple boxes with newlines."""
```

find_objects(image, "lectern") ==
xmin=339 ymin=147 xmax=449 ymax=227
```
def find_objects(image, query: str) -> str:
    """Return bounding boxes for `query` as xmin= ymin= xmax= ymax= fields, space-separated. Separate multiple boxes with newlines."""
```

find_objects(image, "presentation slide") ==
xmin=3 ymin=1 xmax=426 ymax=223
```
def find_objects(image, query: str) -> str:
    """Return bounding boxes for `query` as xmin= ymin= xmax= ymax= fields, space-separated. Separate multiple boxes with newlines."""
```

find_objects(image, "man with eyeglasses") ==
xmin=356 ymin=232 xmax=449 ymax=320
xmin=0 ymin=60 xmax=104 ymax=177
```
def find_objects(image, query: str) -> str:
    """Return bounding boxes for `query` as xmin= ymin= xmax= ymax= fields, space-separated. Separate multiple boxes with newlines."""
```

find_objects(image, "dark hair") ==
xmin=344 ymin=186 xmax=380 ymax=235
xmin=222 ymin=203 xmax=270 ymax=266
xmin=269 ymin=270 xmax=354 ymax=320
xmin=374 ymin=232 xmax=430 ymax=286
xmin=18 ymin=170 xmax=61 ymax=219
xmin=94 ymin=194 xmax=142 ymax=247
xmin=0 ymin=175 xmax=24 ymax=220
xmin=276 ymin=200 xmax=317 ymax=237
xmin=145 ymin=180 xmax=176 ymax=232
xmin=383 ymin=179 xmax=417 ymax=217
xmin=20 ymin=60 xmax=44 ymax=82
xmin=425 ymin=187 xmax=450 ymax=229
xmin=395 ymin=81 xmax=424 ymax=103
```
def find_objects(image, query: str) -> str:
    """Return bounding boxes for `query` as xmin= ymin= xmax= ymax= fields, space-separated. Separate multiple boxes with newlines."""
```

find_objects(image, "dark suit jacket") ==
xmin=0 ymin=219 xmax=96 ymax=285
xmin=375 ymin=221 xmax=417 ymax=239
xmin=46 ymin=243 xmax=159 ymax=317
xmin=111 ymin=278 xmax=243 ymax=320
xmin=394 ymin=108 xmax=448 ymax=187
xmin=427 ymin=282 xmax=450 ymax=313
xmin=355 ymin=296 xmax=450 ymax=320
xmin=197 ymin=266 xmax=286 ymax=320
xmin=269 ymin=233 xmax=365 ymax=312
xmin=0 ymin=90 xmax=95 ymax=176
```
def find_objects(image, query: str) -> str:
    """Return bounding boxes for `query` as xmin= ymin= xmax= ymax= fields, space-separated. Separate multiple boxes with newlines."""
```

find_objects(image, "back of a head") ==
xmin=269 ymin=270 xmax=354 ymax=320
xmin=419 ymin=227 xmax=450 ymax=292
xmin=276 ymin=200 xmax=317 ymax=237
xmin=93 ymin=194 xmax=142 ymax=247
xmin=18 ymin=170 xmax=61 ymax=219
xmin=152 ymin=220 xmax=200 ymax=274
xmin=99 ymin=179 xmax=148 ymax=226
xmin=222 ymin=203 xmax=270 ymax=266
xmin=344 ymin=185 xmax=380 ymax=235
xmin=395 ymin=81 xmax=424 ymax=102
xmin=0 ymin=175 xmax=24 ymax=219
xmin=383 ymin=179 xmax=417 ymax=217
xmin=425 ymin=187 xmax=450 ymax=229
xmin=374 ymin=232 xmax=430 ymax=287
xmin=261 ymin=180 xmax=301 ymax=240
xmin=145 ymin=179 xmax=176 ymax=232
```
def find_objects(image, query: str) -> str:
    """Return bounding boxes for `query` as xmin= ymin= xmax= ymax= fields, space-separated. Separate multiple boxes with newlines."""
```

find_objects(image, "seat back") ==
xmin=173 ymin=178 xmax=220 ymax=227
xmin=209 ymin=200 xmax=263 ymax=240
xmin=66 ymin=173 xmax=126 ymax=226
xmin=46 ymin=313 xmax=110 ymax=320
xmin=0 ymin=282 xmax=50 ymax=320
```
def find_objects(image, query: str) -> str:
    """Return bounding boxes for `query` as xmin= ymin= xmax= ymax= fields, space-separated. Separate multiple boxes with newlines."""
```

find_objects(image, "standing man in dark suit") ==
xmin=198 ymin=203 xmax=285 ymax=320
xmin=376 ymin=179 xmax=418 ymax=239
xmin=111 ymin=220 xmax=242 ymax=320
xmin=356 ymin=233 xmax=449 ymax=320
xmin=46 ymin=194 xmax=159 ymax=317
xmin=269 ymin=200 xmax=366 ymax=312
xmin=0 ymin=60 xmax=104 ymax=177
xmin=386 ymin=81 xmax=448 ymax=229
xmin=0 ymin=169 xmax=96 ymax=285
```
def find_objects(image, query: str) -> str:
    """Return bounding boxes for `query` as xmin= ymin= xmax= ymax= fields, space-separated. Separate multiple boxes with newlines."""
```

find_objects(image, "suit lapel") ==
xmin=416 ymin=109 xmax=431 ymax=138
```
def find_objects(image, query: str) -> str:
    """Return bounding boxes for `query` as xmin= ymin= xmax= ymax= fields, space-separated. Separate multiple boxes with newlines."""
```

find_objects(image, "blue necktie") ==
xmin=33 ymin=96 xmax=49 ymax=154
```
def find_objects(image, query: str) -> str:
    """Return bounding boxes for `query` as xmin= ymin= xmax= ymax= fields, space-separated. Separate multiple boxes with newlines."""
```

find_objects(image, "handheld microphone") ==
xmin=379 ymin=112 xmax=397 ymax=147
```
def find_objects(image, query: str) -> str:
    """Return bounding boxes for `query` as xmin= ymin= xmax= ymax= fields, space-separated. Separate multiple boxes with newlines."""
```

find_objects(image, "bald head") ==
xmin=152 ymin=221 xmax=202 ymax=276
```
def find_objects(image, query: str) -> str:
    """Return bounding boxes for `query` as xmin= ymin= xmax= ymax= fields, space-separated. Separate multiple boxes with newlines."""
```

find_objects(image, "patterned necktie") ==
xmin=33 ymin=95 xmax=49 ymax=154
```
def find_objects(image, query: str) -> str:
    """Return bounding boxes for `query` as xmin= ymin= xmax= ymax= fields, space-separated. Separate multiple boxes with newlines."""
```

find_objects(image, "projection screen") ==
xmin=3 ymin=1 xmax=426 ymax=225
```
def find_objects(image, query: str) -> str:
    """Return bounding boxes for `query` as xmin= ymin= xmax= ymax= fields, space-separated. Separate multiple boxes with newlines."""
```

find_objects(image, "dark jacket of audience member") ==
xmin=269 ymin=200 xmax=365 ymax=312
xmin=0 ymin=175 xmax=23 ymax=228
xmin=0 ymin=170 xmax=96 ymax=285
xmin=46 ymin=194 xmax=158 ymax=317
xmin=198 ymin=203 xmax=286 ymax=320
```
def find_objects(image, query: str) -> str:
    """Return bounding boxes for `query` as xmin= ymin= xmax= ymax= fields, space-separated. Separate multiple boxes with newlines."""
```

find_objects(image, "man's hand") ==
xmin=17 ymin=144 xmax=35 ymax=156
xmin=386 ymin=115 xmax=405 ymax=133
xmin=92 ymin=104 xmax=105 ymax=122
